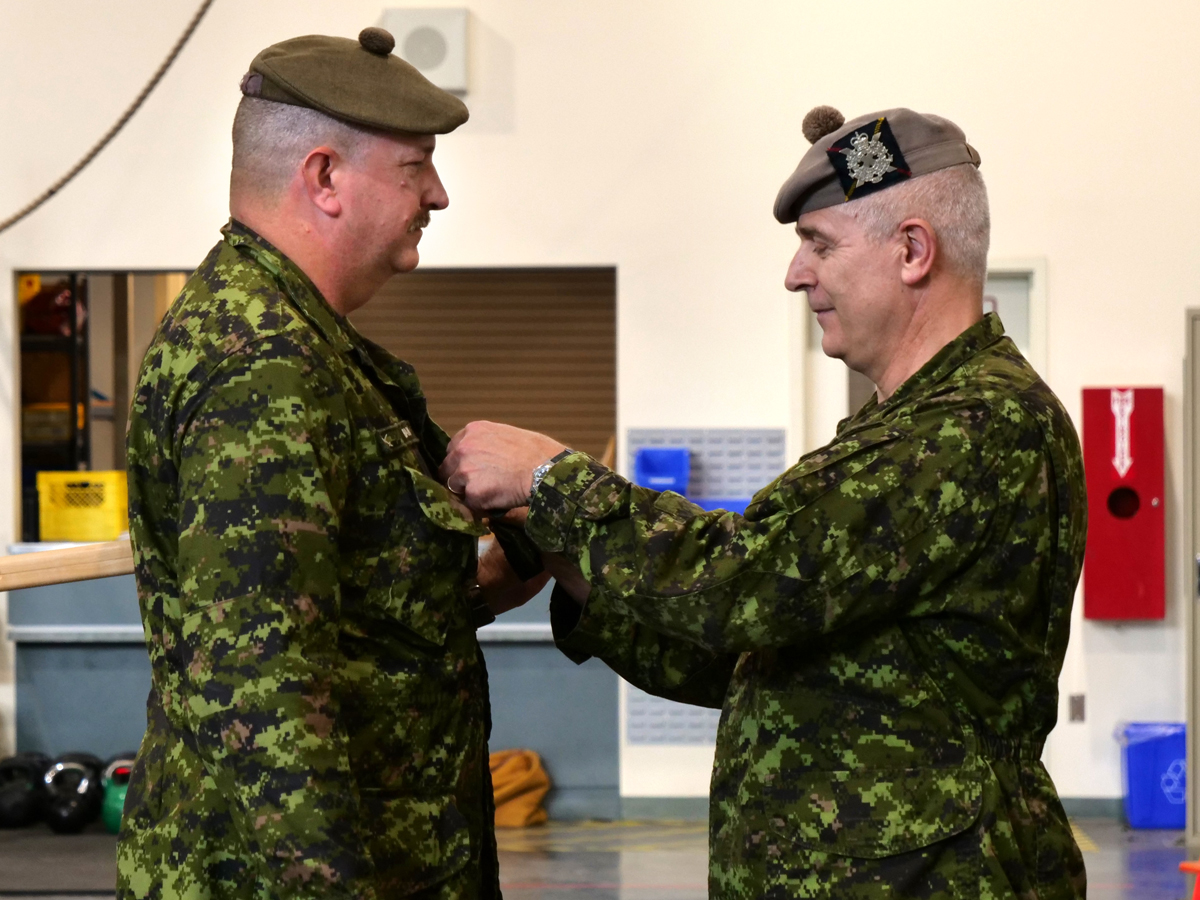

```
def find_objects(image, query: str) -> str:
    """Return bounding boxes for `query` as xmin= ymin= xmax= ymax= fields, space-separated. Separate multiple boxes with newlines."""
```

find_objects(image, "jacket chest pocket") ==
xmin=744 ymin=429 xmax=900 ymax=519
xmin=352 ymin=421 xmax=426 ymax=512
xmin=373 ymin=421 xmax=424 ymax=476
xmin=366 ymin=466 xmax=487 ymax=648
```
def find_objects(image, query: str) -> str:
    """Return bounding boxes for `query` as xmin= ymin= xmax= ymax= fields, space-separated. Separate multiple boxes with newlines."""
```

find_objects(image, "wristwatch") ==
xmin=529 ymin=459 xmax=556 ymax=503
xmin=530 ymin=450 xmax=573 ymax=503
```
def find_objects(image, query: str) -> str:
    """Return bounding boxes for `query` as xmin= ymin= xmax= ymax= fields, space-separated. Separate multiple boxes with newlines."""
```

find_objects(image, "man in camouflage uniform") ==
xmin=442 ymin=108 xmax=1088 ymax=898
xmin=118 ymin=28 xmax=544 ymax=900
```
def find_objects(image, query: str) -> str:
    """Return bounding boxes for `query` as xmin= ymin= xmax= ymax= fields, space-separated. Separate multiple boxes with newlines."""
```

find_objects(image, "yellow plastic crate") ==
xmin=36 ymin=471 xmax=128 ymax=542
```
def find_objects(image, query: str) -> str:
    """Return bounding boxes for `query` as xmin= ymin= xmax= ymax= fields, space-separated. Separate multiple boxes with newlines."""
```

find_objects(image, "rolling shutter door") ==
xmin=350 ymin=268 xmax=616 ymax=459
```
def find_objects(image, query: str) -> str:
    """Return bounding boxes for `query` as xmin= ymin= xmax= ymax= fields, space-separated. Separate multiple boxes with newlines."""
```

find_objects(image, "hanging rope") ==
xmin=0 ymin=0 xmax=217 ymax=236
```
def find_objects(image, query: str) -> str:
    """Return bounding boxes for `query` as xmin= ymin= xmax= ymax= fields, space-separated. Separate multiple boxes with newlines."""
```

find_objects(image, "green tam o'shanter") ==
xmin=239 ymin=27 xmax=468 ymax=135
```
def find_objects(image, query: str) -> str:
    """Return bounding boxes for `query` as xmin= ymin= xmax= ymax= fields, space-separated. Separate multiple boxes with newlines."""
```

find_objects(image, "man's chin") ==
xmin=820 ymin=335 xmax=847 ymax=361
xmin=393 ymin=250 xmax=421 ymax=274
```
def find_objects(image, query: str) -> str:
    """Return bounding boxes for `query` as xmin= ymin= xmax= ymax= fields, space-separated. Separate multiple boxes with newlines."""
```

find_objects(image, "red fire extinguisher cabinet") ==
xmin=1081 ymin=387 xmax=1165 ymax=620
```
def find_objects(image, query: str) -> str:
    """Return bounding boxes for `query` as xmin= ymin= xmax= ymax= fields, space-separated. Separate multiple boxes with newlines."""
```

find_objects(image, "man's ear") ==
xmin=299 ymin=147 xmax=343 ymax=218
xmin=897 ymin=218 xmax=936 ymax=286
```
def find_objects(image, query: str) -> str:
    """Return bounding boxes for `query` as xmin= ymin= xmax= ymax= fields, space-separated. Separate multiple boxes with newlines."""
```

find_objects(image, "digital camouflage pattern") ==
xmin=532 ymin=314 xmax=1087 ymax=899
xmin=119 ymin=221 xmax=501 ymax=900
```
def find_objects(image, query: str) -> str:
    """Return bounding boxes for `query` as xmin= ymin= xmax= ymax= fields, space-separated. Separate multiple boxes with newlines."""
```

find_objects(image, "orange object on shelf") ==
xmin=490 ymin=749 xmax=550 ymax=828
xmin=17 ymin=274 xmax=41 ymax=304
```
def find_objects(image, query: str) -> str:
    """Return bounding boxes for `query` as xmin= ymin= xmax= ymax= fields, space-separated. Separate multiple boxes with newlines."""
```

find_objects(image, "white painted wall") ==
xmin=1 ymin=0 xmax=1195 ymax=800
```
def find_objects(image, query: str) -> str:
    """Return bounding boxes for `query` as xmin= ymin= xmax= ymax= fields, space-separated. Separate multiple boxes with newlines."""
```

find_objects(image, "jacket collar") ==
xmin=841 ymin=313 xmax=1008 ymax=429
xmin=221 ymin=219 xmax=408 ymax=391
xmin=884 ymin=312 xmax=1006 ymax=408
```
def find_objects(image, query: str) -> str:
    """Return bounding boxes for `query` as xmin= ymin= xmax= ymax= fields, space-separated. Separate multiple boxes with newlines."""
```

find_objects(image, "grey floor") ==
xmin=0 ymin=818 xmax=1191 ymax=899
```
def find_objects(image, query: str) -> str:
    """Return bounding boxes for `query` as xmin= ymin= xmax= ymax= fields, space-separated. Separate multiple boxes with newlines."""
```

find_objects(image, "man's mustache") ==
xmin=408 ymin=211 xmax=432 ymax=233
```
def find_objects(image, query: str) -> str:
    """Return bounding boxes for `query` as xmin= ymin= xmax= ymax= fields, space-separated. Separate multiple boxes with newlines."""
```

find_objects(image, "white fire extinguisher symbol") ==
xmin=1111 ymin=389 xmax=1134 ymax=478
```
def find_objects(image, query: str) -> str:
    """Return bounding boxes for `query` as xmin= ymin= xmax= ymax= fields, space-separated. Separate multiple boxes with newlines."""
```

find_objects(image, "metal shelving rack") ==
xmin=19 ymin=273 xmax=91 ymax=541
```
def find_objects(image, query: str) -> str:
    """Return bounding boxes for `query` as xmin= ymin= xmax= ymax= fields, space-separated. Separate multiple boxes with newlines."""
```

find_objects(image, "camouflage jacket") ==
xmin=119 ymin=222 xmax=500 ymax=900
xmin=531 ymin=315 xmax=1088 ymax=899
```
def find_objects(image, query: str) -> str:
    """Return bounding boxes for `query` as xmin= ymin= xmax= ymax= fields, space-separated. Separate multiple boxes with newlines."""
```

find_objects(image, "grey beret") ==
xmin=239 ymin=28 xmax=468 ymax=135
xmin=774 ymin=107 xmax=980 ymax=223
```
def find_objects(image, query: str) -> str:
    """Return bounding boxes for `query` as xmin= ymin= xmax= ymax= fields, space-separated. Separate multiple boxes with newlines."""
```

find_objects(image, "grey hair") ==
xmin=230 ymin=96 xmax=372 ymax=201
xmin=835 ymin=163 xmax=990 ymax=284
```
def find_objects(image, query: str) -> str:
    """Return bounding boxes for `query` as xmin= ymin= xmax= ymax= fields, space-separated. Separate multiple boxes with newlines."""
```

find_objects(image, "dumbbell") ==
xmin=101 ymin=754 xmax=137 ymax=835
xmin=43 ymin=752 xmax=104 ymax=834
xmin=0 ymin=753 xmax=51 ymax=828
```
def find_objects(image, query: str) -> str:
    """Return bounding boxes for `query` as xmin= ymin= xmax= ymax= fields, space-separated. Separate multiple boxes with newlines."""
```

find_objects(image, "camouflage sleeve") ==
xmin=526 ymin=399 xmax=1004 ymax=655
xmin=174 ymin=335 xmax=373 ymax=899
xmin=549 ymin=584 xmax=737 ymax=709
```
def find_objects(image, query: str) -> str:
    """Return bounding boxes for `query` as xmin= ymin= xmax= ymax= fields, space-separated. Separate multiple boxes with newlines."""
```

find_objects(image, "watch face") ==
xmin=531 ymin=462 xmax=553 ymax=497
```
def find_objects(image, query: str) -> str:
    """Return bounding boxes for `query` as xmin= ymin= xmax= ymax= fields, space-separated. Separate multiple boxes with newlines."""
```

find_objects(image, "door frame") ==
xmin=1184 ymin=308 xmax=1200 ymax=850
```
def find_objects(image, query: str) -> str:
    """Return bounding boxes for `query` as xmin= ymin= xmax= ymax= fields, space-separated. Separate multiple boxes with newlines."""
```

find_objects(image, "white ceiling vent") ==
xmin=380 ymin=8 xmax=468 ymax=94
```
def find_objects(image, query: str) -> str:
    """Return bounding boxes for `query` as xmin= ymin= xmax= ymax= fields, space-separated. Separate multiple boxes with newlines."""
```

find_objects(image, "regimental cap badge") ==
xmin=826 ymin=117 xmax=911 ymax=202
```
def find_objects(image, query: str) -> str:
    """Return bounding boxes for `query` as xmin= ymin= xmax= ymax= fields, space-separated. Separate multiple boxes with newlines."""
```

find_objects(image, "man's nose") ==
xmin=784 ymin=246 xmax=813 ymax=293
xmin=425 ymin=165 xmax=449 ymax=211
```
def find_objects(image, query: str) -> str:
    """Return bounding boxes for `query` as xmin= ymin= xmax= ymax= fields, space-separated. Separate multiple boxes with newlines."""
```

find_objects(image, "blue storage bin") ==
xmin=1117 ymin=722 xmax=1186 ymax=828
xmin=633 ymin=447 xmax=691 ymax=494
xmin=692 ymin=498 xmax=752 ymax=516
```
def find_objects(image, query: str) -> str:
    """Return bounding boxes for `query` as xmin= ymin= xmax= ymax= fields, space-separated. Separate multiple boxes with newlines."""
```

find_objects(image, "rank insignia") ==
xmin=826 ymin=117 xmax=911 ymax=202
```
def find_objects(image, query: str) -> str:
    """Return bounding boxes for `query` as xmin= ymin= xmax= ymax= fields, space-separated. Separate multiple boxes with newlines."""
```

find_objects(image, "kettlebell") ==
xmin=101 ymin=754 xmax=136 ymax=835
xmin=43 ymin=752 xmax=104 ymax=834
xmin=0 ymin=753 xmax=51 ymax=828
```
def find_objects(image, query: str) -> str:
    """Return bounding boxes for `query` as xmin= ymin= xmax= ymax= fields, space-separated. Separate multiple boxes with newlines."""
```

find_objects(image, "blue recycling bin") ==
xmin=633 ymin=447 xmax=691 ymax=494
xmin=1118 ymin=722 xmax=1186 ymax=828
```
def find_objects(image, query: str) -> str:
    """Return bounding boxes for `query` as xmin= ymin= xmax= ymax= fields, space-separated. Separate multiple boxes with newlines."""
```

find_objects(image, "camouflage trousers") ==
xmin=710 ymin=760 xmax=1087 ymax=899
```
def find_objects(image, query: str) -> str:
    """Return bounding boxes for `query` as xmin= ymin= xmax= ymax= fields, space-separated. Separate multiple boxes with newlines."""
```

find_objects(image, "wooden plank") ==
xmin=0 ymin=539 xmax=134 ymax=591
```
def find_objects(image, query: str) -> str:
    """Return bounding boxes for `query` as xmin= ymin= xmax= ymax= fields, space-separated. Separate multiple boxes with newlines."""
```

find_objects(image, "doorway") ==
xmin=14 ymin=271 xmax=189 ymax=542
xmin=352 ymin=266 xmax=622 ymax=818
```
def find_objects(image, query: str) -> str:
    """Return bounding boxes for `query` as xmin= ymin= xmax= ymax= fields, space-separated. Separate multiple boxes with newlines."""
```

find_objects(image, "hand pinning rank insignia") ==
xmin=826 ymin=116 xmax=911 ymax=201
